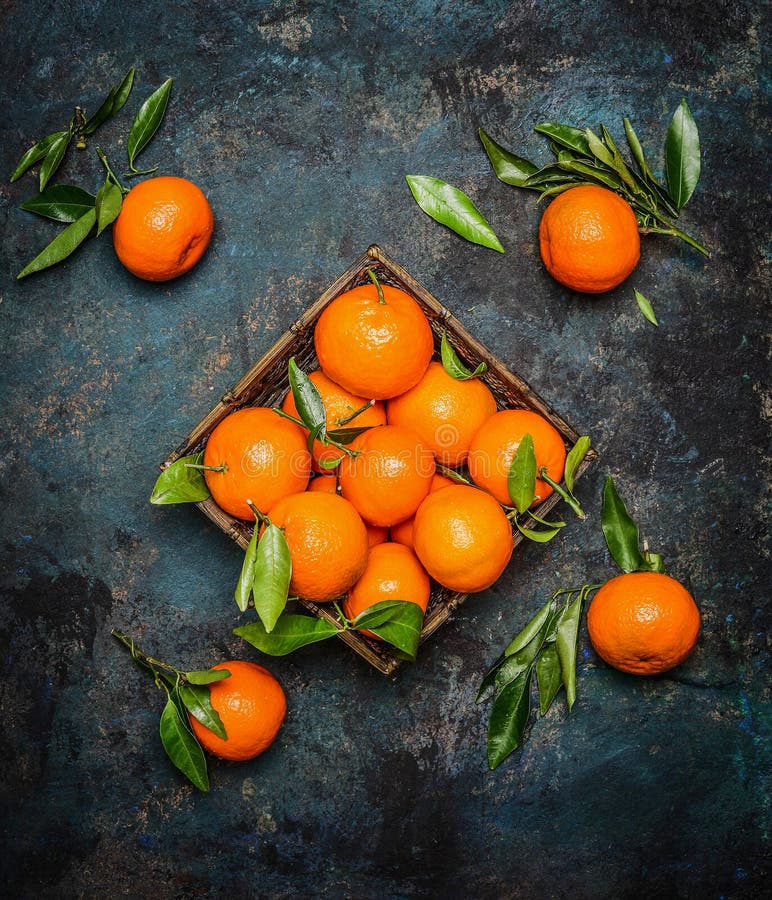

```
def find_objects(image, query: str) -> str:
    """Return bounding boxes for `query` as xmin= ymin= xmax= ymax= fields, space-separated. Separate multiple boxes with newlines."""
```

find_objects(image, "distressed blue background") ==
xmin=0 ymin=1 xmax=768 ymax=897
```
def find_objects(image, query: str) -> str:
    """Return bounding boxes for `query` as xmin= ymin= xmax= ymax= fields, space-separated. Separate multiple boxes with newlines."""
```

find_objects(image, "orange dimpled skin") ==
xmin=387 ymin=362 xmax=497 ymax=466
xmin=587 ymin=572 xmax=701 ymax=675
xmin=538 ymin=185 xmax=640 ymax=293
xmin=112 ymin=176 xmax=214 ymax=281
xmin=267 ymin=491 xmax=369 ymax=601
xmin=281 ymin=369 xmax=386 ymax=471
xmin=467 ymin=409 xmax=566 ymax=507
xmin=203 ymin=407 xmax=311 ymax=520
xmin=189 ymin=661 xmax=286 ymax=761
xmin=314 ymin=282 xmax=434 ymax=399
xmin=413 ymin=485 xmax=514 ymax=593
xmin=338 ymin=425 xmax=436 ymax=527
xmin=343 ymin=543 xmax=430 ymax=639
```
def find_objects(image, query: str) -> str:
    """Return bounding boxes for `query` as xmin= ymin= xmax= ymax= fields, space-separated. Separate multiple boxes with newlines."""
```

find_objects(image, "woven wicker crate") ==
xmin=161 ymin=244 xmax=597 ymax=675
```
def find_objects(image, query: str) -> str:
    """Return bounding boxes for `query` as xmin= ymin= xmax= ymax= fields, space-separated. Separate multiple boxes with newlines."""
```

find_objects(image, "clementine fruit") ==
xmin=203 ymin=407 xmax=311 ymax=520
xmin=314 ymin=281 xmax=434 ymax=399
xmin=338 ymin=425 xmax=436 ymax=526
xmin=390 ymin=472 xmax=455 ymax=549
xmin=467 ymin=409 xmax=566 ymax=507
xmin=307 ymin=474 xmax=387 ymax=545
xmin=412 ymin=484 xmax=513 ymax=593
xmin=343 ymin=542 xmax=430 ymax=639
xmin=112 ymin=176 xmax=214 ymax=281
xmin=587 ymin=572 xmax=700 ymax=675
xmin=281 ymin=369 xmax=386 ymax=471
xmin=189 ymin=661 xmax=286 ymax=761
xmin=387 ymin=362 xmax=497 ymax=466
xmin=267 ymin=491 xmax=369 ymax=601
xmin=538 ymin=184 xmax=640 ymax=293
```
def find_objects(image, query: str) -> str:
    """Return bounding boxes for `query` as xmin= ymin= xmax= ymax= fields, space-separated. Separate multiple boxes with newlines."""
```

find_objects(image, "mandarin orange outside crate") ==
xmin=160 ymin=245 xmax=597 ymax=675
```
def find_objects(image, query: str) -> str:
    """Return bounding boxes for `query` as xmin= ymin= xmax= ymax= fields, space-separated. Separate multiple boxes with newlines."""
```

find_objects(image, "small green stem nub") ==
xmin=247 ymin=499 xmax=271 ymax=527
xmin=184 ymin=462 xmax=227 ymax=473
xmin=367 ymin=269 xmax=386 ymax=304
xmin=539 ymin=468 xmax=585 ymax=519
xmin=111 ymin=629 xmax=180 ymax=680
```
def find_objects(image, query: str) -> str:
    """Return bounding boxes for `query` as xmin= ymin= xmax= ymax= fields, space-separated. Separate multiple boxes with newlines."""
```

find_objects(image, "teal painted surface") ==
xmin=0 ymin=1 xmax=768 ymax=897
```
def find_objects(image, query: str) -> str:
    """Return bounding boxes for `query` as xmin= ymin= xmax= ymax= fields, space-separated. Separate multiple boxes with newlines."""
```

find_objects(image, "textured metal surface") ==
xmin=0 ymin=1 xmax=768 ymax=897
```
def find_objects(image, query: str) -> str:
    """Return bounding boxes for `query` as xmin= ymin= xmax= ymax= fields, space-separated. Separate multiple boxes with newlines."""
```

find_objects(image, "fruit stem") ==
xmin=435 ymin=464 xmax=471 ymax=485
xmin=73 ymin=107 xmax=87 ymax=149
xmin=637 ymin=206 xmax=710 ymax=257
xmin=184 ymin=462 xmax=227 ymax=473
xmin=272 ymin=407 xmax=306 ymax=428
xmin=336 ymin=399 xmax=375 ymax=427
xmin=246 ymin=499 xmax=271 ymax=527
xmin=96 ymin=147 xmax=130 ymax=195
xmin=538 ymin=468 xmax=585 ymax=519
xmin=111 ymin=629 xmax=180 ymax=685
xmin=367 ymin=268 xmax=386 ymax=304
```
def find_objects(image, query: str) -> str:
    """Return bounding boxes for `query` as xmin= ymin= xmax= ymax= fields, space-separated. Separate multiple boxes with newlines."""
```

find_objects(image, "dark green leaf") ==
xmin=127 ymin=77 xmax=173 ymax=169
xmin=634 ymin=289 xmax=659 ymax=327
xmin=159 ymin=694 xmax=209 ymax=791
xmin=597 ymin=125 xmax=640 ymax=193
xmin=478 ymin=127 xmax=538 ymax=186
xmin=39 ymin=131 xmax=71 ymax=191
xmin=601 ymin=476 xmax=645 ymax=573
xmin=507 ymin=433 xmax=536 ymax=515
xmin=367 ymin=602 xmax=424 ymax=660
xmin=557 ymin=158 xmax=624 ymax=191
xmin=666 ymin=99 xmax=701 ymax=209
xmin=351 ymin=599 xmax=410 ymax=631
xmin=406 ymin=175 xmax=504 ymax=253
xmin=11 ymin=132 xmax=67 ymax=182
xmin=185 ymin=668 xmax=231 ymax=685
xmin=522 ymin=164 xmax=577 ymax=187
xmin=584 ymin=128 xmax=617 ymax=170
xmin=623 ymin=117 xmax=656 ymax=183
xmin=84 ymin=67 xmax=135 ymax=134
xmin=640 ymin=550 xmax=667 ymax=573
xmin=534 ymin=123 xmax=592 ymax=157
xmin=20 ymin=184 xmax=96 ymax=222
xmin=150 ymin=451 xmax=211 ymax=504
xmin=536 ymin=644 xmax=563 ymax=715
xmin=252 ymin=524 xmax=292 ymax=632
xmin=179 ymin=682 xmax=227 ymax=740
xmin=487 ymin=668 xmax=533 ymax=769
xmin=95 ymin=179 xmax=123 ymax=236
xmin=288 ymin=356 xmax=326 ymax=435
xmin=555 ymin=594 xmax=583 ymax=711
xmin=17 ymin=206 xmax=96 ymax=279
xmin=326 ymin=425 xmax=372 ymax=444
xmin=504 ymin=597 xmax=554 ymax=656
xmin=537 ymin=182 xmax=586 ymax=201
xmin=440 ymin=330 xmax=488 ymax=380
xmin=235 ymin=523 xmax=259 ymax=612
xmin=564 ymin=436 xmax=591 ymax=494
xmin=235 ymin=615 xmax=339 ymax=656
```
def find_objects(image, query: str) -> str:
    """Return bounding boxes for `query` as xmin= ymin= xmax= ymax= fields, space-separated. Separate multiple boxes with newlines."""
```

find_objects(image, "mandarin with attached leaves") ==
xmin=203 ymin=407 xmax=311 ymax=520
xmin=189 ymin=661 xmax=286 ymax=761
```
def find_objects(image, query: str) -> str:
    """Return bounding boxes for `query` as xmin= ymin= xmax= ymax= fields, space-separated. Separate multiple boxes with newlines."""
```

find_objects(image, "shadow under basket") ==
xmin=161 ymin=244 xmax=598 ymax=675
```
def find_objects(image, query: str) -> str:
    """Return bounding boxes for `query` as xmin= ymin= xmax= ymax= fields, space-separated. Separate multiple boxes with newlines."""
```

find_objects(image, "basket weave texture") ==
xmin=162 ymin=244 xmax=597 ymax=675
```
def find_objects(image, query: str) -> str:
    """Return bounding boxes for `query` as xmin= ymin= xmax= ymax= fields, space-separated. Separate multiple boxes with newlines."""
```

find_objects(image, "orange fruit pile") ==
xmin=113 ymin=176 xmax=214 ymax=281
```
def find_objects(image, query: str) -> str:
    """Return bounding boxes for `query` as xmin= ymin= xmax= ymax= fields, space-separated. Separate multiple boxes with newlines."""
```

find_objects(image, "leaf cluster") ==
xmin=112 ymin=630 xmax=230 ymax=791
xmin=13 ymin=69 xmax=173 ymax=279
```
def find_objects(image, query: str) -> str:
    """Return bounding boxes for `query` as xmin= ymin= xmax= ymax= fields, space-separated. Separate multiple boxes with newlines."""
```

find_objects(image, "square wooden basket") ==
xmin=161 ymin=244 xmax=597 ymax=675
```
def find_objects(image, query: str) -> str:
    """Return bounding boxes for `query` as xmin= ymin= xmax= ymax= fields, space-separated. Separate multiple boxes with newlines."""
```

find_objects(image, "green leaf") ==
xmin=318 ymin=456 xmax=343 ymax=470
xmin=326 ymin=425 xmax=372 ymax=444
xmin=555 ymin=593 xmax=583 ymax=711
xmin=11 ymin=132 xmax=67 ymax=182
xmin=601 ymin=476 xmax=645 ymax=573
xmin=556 ymin=158 xmax=624 ymax=191
xmin=288 ymin=356 xmax=327 ymax=436
xmin=366 ymin=602 xmax=424 ymax=660
xmin=440 ymin=330 xmax=488 ymax=380
xmin=406 ymin=175 xmax=504 ymax=253
xmin=634 ymin=289 xmax=659 ymax=327
xmin=95 ymin=179 xmax=123 ymax=236
xmin=159 ymin=693 xmax=209 ymax=791
xmin=536 ymin=644 xmax=563 ymax=715
xmin=20 ymin=184 xmax=96 ymax=222
xmin=84 ymin=67 xmax=135 ymax=135
xmin=527 ymin=511 xmax=566 ymax=529
xmin=504 ymin=598 xmax=554 ymax=656
xmin=150 ymin=451 xmax=211 ymax=504
xmin=487 ymin=667 xmax=533 ymax=769
xmin=564 ymin=436 xmax=591 ymax=494
xmin=184 ymin=668 xmax=231 ymax=685
xmin=623 ymin=117 xmax=656 ymax=183
xmin=39 ymin=131 xmax=72 ymax=191
xmin=516 ymin=521 xmax=562 ymax=543
xmin=534 ymin=123 xmax=592 ymax=157
xmin=522 ymin=164 xmax=576 ymax=188
xmin=17 ymin=206 xmax=96 ymax=280
xmin=251 ymin=524 xmax=292 ymax=632
xmin=127 ymin=77 xmax=173 ymax=170
xmin=235 ymin=523 xmax=259 ymax=613
xmin=596 ymin=125 xmax=640 ymax=193
xmin=665 ymin=100 xmax=701 ymax=209
xmin=178 ymin=682 xmax=227 ymax=740
xmin=640 ymin=550 xmax=667 ymax=573
xmin=235 ymin=615 xmax=339 ymax=656
xmin=351 ymin=599 xmax=410 ymax=631
xmin=478 ymin=127 xmax=538 ymax=187
xmin=537 ymin=182 xmax=586 ymax=201
xmin=507 ymin=433 xmax=536 ymax=515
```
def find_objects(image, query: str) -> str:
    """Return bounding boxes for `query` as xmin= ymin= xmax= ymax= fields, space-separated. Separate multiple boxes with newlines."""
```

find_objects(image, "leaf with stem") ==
xmin=235 ymin=522 xmax=259 ymax=613
xmin=288 ymin=357 xmax=326 ymax=438
xmin=634 ymin=289 xmax=659 ymax=326
xmin=564 ymin=435 xmax=591 ymax=494
xmin=84 ymin=67 xmax=136 ymax=135
xmin=666 ymin=99 xmax=701 ymax=210
xmin=235 ymin=615 xmax=339 ymax=655
xmin=11 ymin=131 xmax=68 ymax=182
xmin=178 ymin=682 xmax=227 ymax=740
xmin=555 ymin=590 xmax=584 ymax=711
xmin=185 ymin=668 xmax=231 ymax=685
xmin=127 ymin=77 xmax=173 ymax=173
xmin=478 ymin=127 xmax=538 ymax=187
xmin=20 ymin=184 xmax=96 ymax=223
xmin=440 ymin=330 xmax=488 ymax=380
xmin=601 ymin=476 xmax=646 ymax=572
xmin=507 ymin=434 xmax=537 ymax=515
xmin=251 ymin=524 xmax=292 ymax=632
xmin=487 ymin=668 xmax=533 ymax=769
xmin=39 ymin=131 xmax=72 ymax=191
xmin=159 ymin=689 xmax=209 ymax=791
xmin=406 ymin=175 xmax=504 ymax=253
xmin=95 ymin=178 xmax=123 ymax=236
xmin=362 ymin=601 xmax=424 ymax=660
xmin=17 ymin=206 xmax=96 ymax=279
xmin=534 ymin=123 xmax=592 ymax=157
xmin=538 ymin=467 xmax=585 ymax=520
xmin=536 ymin=643 xmax=563 ymax=715
xmin=150 ymin=451 xmax=211 ymax=504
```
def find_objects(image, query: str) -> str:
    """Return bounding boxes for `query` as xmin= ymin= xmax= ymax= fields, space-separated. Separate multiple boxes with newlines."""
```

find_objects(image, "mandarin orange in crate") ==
xmin=158 ymin=245 xmax=597 ymax=675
